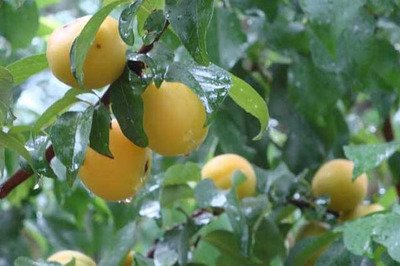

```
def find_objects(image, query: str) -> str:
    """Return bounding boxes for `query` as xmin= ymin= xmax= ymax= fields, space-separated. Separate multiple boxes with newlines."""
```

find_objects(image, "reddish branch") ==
xmin=0 ymin=21 xmax=170 ymax=199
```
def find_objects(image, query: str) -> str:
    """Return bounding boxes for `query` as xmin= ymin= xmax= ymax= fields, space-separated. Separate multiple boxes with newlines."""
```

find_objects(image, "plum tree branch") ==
xmin=0 ymin=21 xmax=170 ymax=199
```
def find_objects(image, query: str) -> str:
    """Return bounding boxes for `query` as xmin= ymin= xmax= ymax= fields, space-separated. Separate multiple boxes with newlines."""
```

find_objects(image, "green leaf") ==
xmin=252 ymin=218 xmax=285 ymax=264
xmin=371 ymin=212 xmax=400 ymax=262
xmin=49 ymin=107 xmax=94 ymax=186
xmin=142 ymin=9 xmax=166 ymax=45
xmin=98 ymin=222 xmax=137 ymax=266
xmin=137 ymin=0 xmax=165 ymax=36
xmin=70 ymin=0 xmax=129 ymax=86
xmin=0 ymin=131 xmax=32 ymax=166
xmin=206 ymin=7 xmax=247 ymax=69
xmin=34 ymin=88 xmax=83 ymax=132
xmin=6 ymin=54 xmax=48 ymax=85
xmin=165 ymin=0 xmax=214 ymax=65
xmin=14 ymin=257 xmax=60 ymax=266
xmin=288 ymin=56 xmax=345 ymax=120
xmin=344 ymin=142 xmax=400 ymax=179
xmin=0 ymin=67 xmax=13 ymax=125
xmin=154 ymin=222 xmax=195 ymax=266
xmin=229 ymin=75 xmax=269 ymax=140
xmin=110 ymin=75 xmax=148 ymax=147
xmin=26 ymin=136 xmax=56 ymax=178
xmin=316 ymin=239 xmax=373 ymax=266
xmin=211 ymin=110 xmax=256 ymax=159
xmin=160 ymin=184 xmax=193 ymax=207
xmin=286 ymin=232 xmax=339 ymax=266
xmin=342 ymin=214 xmax=384 ymax=257
xmin=194 ymin=179 xmax=226 ymax=208
xmin=0 ymin=0 xmax=39 ymax=48
xmin=165 ymin=61 xmax=231 ymax=114
xmin=89 ymin=104 xmax=112 ymax=158
xmin=163 ymin=162 xmax=201 ymax=186
xmin=203 ymin=230 xmax=258 ymax=266
xmin=299 ymin=0 xmax=365 ymax=72
xmin=119 ymin=0 xmax=144 ymax=46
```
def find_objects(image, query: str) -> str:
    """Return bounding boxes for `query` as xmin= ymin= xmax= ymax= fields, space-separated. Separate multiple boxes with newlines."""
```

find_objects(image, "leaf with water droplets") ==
xmin=195 ymin=179 xmax=227 ymax=208
xmin=342 ymin=214 xmax=384 ymax=257
xmin=137 ymin=0 xmax=165 ymax=36
xmin=228 ymin=74 xmax=269 ymax=140
xmin=25 ymin=136 xmax=56 ymax=179
xmin=344 ymin=142 xmax=400 ymax=180
xmin=50 ymin=107 xmax=94 ymax=186
xmin=119 ymin=0 xmax=144 ymax=46
xmin=165 ymin=61 xmax=231 ymax=114
xmin=110 ymin=73 xmax=148 ymax=147
xmin=371 ymin=212 xmax=400 ymax=262
xmin=142 ymin=9 xmax=166 ymax=45
xmin=165 ymin=0 xmax=214 ymax=65
xmin=316 ymin=239 xmax=373 ymax=266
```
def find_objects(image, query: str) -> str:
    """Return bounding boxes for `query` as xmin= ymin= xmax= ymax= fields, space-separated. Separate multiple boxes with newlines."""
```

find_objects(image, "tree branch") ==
xmin=0 ymin=22 xmax=170 ymax=199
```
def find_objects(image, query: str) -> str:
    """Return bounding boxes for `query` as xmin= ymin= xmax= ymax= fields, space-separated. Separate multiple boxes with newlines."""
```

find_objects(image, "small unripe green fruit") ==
xmin=201 ymin=154 xmax=256 ymax=199
xmin=47 ymin=250 xmax=96 ymax=266
xmin=312 ymin=159 xmax=368 ymax=212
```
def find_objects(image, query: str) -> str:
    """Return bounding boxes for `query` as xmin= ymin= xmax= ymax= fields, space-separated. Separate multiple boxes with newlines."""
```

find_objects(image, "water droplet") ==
xmin=210 ymin=193 xmax=226 ymax=207
xmin=139 ymin=200 xmax=160 ymax=218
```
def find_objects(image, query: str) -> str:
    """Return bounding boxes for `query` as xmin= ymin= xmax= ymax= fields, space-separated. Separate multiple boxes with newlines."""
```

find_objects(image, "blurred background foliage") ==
xmin=2 ymin=0 xmax=400 ymax=265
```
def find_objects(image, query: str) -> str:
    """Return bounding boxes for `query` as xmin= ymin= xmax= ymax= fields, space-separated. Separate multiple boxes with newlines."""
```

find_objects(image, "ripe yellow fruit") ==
xmin=47 ymin=16 xmax=126 ymax=89
xmin=312 ymin=159 xmax=368 ymax=212
xmin=142 ymin=82 xmax=208 ymax=156
xmin=47 ymin=250 xmax=96 ymax=266
xmin=201 ymin=154 xmax=256 ymax=199
xmin=295 ymin=222 xmax=329 ymax=266
xmin=79 ymin=120 xmax=152 ymax=201
xmin=341 ymin=203 xmax=384 ymax=221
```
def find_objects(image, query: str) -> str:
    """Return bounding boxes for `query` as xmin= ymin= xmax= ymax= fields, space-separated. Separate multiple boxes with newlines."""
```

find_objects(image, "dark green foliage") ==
xmin=2 ymin=0 xmax=400 ymax=265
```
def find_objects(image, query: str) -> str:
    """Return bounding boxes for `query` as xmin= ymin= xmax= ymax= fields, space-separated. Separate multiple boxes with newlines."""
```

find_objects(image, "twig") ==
xmin=289 ymin=198 xmax=339 ymax=217
xmin=0 ymin=21 xmax=170 ymax=199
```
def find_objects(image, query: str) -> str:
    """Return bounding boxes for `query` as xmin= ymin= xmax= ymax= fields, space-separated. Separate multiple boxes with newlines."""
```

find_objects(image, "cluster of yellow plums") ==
xmin=311 ymin=159 xmax=384 ymax=220
xmin=46 ymin=16 xmax=257 ymax=202
xmin=293 ymin=159 xmax=385 ymax=265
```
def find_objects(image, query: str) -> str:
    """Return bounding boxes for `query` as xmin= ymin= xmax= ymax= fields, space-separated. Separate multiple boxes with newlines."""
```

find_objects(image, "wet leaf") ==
xmin=50 ymin=107 xmax=94 ymax=186
xmin=165 ymin=0 xmax=214 ymax=65
xmin=344 ymin=142 xmax=400 ymax=179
